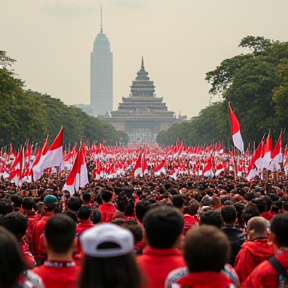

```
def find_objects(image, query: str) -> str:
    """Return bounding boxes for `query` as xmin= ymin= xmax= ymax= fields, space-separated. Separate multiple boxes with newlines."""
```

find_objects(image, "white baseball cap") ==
xmin=80 ymin=223 xmax=134 ymax=257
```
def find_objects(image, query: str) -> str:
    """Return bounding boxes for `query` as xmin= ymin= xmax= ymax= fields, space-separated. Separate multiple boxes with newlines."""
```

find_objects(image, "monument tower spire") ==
xmin=100 ymin=5 xmax=103 ymax=33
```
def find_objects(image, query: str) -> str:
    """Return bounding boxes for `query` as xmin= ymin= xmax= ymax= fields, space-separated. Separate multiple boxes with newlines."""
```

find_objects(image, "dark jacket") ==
xmin=221 ymin=225 xmax=246 ymax=266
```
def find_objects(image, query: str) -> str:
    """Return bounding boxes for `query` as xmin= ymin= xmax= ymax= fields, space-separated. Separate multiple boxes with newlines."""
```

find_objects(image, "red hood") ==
xmin=178 ymin=271 xmax=233 ymax=288
xmin=241 ymin=239 xmax=273 ymax=262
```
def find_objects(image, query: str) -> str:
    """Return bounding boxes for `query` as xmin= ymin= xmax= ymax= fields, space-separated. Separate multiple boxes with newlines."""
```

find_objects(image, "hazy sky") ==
xmin=1 ymin=0 xmax=288 ymax=119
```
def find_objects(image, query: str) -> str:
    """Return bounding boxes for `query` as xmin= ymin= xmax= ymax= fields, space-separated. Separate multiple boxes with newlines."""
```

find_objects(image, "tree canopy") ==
xmin=0 ymin=68 xmax=128 ymax=148
xmin=157 ymin=36 xmax=288 ymax=147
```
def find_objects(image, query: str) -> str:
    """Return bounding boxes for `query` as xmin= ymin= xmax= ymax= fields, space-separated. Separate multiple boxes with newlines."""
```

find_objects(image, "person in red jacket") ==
xmin=177 ymin=225 xmax=234 ymax=288
xmin=245 ymin=214 xmax=288 ymax=288
xmin=235 ymin=216 xmax=273 ymax=283
xmin=76 ymin=206 xmax=94 ymax=235
xmin=137 ymin=205 xmax=186 ymax=288
xmin=98 ymin=190 xmax=116 ymax=223
xmin=22 ymin=197 xmax=40 ymax=254
xmin=32 ymin=194 xmax=57 ymax=265
xmin=33 ymin=213 xmax=80 ymax=288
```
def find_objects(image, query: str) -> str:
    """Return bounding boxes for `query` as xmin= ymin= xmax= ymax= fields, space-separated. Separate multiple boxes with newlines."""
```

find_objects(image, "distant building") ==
xmin=99 ymin=58 xmax=187 ymax=143
xmin=90 ymin=7 xmax=113 ymax=116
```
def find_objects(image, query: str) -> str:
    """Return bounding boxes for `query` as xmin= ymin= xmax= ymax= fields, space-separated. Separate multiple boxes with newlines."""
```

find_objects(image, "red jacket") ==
xmin=137 ymin=246 xmax=186 ymax=288
xmin=76 ymin=220 xmax=94 ymax=235
xmin=183 ymin=214 xmax=198 ymax=234
xmin=33 ymin=261 xmax=80 ymax=288
xmin=234 ymin=238 xmax=274 ymax=283
xmin=244 ymin=251 xmax=288 ymax=288
xmin=23 ymin=210 xmax=40 ymax=255
xmin=32 ymin=213 xmax=53 ymax=258
xmin=261 ymin=212 xmax=275 ymax=221
xmin=177 ymin=271 xmax=233 ymax=288
xmin=98 ymin=203 xmax=116 ymax=223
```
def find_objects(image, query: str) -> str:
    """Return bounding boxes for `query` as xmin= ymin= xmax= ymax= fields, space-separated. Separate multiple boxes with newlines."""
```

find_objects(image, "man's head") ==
xmin=199 ymin=209 xmax=222 ymax=228
xmin=221 ymin=205 xmax=237 ymax=225
xmin=270 ymin=214 xmax=288 ymax=248
xmin=44 ymin=213 xmax=77 ymax=254
xmin=184 ymin=225 xmax=230 ymax=273
xmin=172 ymin=195 xmax=184 ymax=213
xmin=247 ymin=216 xmax=268 ymax=240
xmin=67 ymin=196 xmax=82 ymax=212
xmin=22 ymin=197 xmax=35 ymax=211
xmin=282 ymin=201 xmax=288 ymax=214
xmin=81 ymin=191 xmax=92 ymax=204
xmin=77 ymin=206 xmax=91 ymax=221
xmin=100 ymin=190 xmax=113 ymax=203
xmin=0 ymin=212 xmax=28 ymax=242
xmin=135 ymin=200 xmax=150 ymax=223
xmin=143 ymin=205 xmax=184 ymax=249
xmin=43 ymin=194 xmax=58 ymax=212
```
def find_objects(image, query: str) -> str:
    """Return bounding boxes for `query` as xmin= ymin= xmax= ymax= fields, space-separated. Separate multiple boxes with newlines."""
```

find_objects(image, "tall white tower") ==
xmin=90 ymin=6 xmax=113 ymax=116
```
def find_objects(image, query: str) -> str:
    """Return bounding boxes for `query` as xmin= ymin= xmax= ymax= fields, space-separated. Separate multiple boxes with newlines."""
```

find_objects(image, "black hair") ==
xmin=78 ymin=253 xmax=144 ymax=288
xmin=0 ymin=227 xmax=29 ymax=288
xmin=91 ymin=209 xmax=102 ymax=224
xmin=44 ymin=213 xmax=76 ymax=253
xmin=101 ymin=190 xmax=113 ymax=203
xmin=124 ymin=201 xmax=135 ymax=217
xmin=199 ymin=209 xmax=222 ymax=229
xmin=82 ymin=192 xmax=92 ymax=203
xmin=251 ymin=198 xmax=266 ymax=214
xmin=143 ymin=205 xmax=184 ymax=249
xmin=283 ymin=201 xmax=288 ymax=211
xmin=0 ymin=201 xmax=13 ymax=216
xmin=11 ymin=195 xmax=23 ymax=208
xmin=184 ymin=225 xmax=230 ymax=272
xmin=67 ymin=197 xmax=83 ymax=212
xmin=77 ymin=206 xmax=91 ymax=220
xmin=262 ymin=196 xmax=272 ymax=212
xmin=22 ymin=197 xmax=35 ymax=210
xmin=242 ymin=202 xmax=260 ymax=224
xmin=271 ymin=214 xmax=288 ymax=247
xmin=172 ymin=195 xmax=184 ymax=209
xmin=135 ymin=200 xmax=150 ymax=223
xmin=0 ymin=212 xmax=28 ymax=242
xmin=221 ymin=205 xmax=237 ymax=224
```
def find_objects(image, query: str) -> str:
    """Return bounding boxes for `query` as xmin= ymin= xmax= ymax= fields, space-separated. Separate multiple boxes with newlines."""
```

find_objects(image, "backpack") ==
xmin=268 ymin=255 xmax=288 ymax=288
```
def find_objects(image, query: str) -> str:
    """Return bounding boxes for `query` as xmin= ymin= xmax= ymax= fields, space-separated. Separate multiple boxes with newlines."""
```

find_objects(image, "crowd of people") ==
xmin=0 ymin=169 xmax=288 ymax=288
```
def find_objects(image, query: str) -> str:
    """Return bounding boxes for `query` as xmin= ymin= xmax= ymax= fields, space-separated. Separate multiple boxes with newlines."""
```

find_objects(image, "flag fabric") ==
xmin=10 ymin=148 xmax=24 ymax=186
xmin=261 ymin=133 xmax=272 ymax=170
xmin=79 ymin=147 xmax=89 ymax=188
xmin=62 ymin=152 xmax=80 ymax=195
xmin=228 ymin=103 xmax=244 ymax=154
xmin=40 ymin=127 xmax=63 ymax=171
xmin=203 ymin=156 xmax=213 ymax=177
xmin=154 ymin=159 xmax=166 ymax=176
xmin=32 ymin=136 xmax=49 ymax=181
xmin=32 ymin=127 xmax=63 ymax=181
xmin=134 ymin=152 xmax=143 ymax=177
xmin=269 ymin=132 xmax=283 ymax=171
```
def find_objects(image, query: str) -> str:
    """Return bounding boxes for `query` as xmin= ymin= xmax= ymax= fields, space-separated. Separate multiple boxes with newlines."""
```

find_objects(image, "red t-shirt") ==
xmin=234 ymin=238 xmax=274 ymax=283
xmin=137 ymin=246 xmax=186 ymax=288
xmin=33 ymin=261 xmax=80 ymax=288
xmin=98 ymin=203 xmax=116 ymax=223
xmin=76 ymin=220 xmax=94 ymax=235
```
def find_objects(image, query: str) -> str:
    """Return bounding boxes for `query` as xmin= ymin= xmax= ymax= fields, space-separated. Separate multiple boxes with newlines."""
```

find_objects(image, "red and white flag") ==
xmin=203 ymin=156 xmax=213 ymax=177
xmin=62 ymin=146 xmax=88 ymax=195
xmin=154 ymin=159 xmax=166 ymax=176
xmin=32 ymin=127 xmax=63 ymax=181
xmin=32 ymin=136 xmax=49 ymax=181
xmin=134 ymin=152 xmax=143 ymax=177
xmin=261 ymin=133 xmax=272 ymax=170
xmin=228 ymin=103 xmax=244 ymax=154
xmin=269 ymin=132 xmax=283 ymax=171
xmin=40 ymin=127 xmax=63 ymax=171
xmin=10 ymin=148 xmax=24 ymax=185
